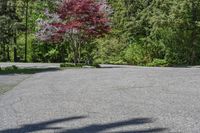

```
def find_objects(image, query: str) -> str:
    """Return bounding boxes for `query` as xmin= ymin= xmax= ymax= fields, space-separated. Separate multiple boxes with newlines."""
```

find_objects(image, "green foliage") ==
xmin=31 ymin=41 xmax=67 ymax=63
xmin=97 ymin=0 xmax=200 ymax=66
xmin=1 ymin=65 xmax=18 ymax=71
xmin=147 ymin=59 xmax=168 ymax=67
xmin=1 ymin=0 xmax=200 ymax=66
xmin=11 ymin=65 xmax=18 ymax=70
xmin=94 ymin=37 xmax=126 ymax=64
xmin=124 ymin=44 xmax=145 ymax=65
xmin=60 ymin=63 xmax=83 ymax=68
xmin=0 ymin=67 xmax=58 ymax=74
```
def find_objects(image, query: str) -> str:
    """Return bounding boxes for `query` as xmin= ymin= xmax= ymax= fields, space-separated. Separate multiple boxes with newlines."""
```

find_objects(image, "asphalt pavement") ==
xmin=0 ymin=66 xmax=200 ymax=133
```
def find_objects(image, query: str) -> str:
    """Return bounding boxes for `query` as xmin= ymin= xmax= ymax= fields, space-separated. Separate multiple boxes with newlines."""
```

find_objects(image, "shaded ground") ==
xmin=0 ymin=116 xmax=167 ymax=133
xmin=0 ymin=62 xmax=60 ymax=69
xmin=0 ymin=65 xmax=200 ymax=132
xmin=0 ymin=74 xmax=30 ymax=95
xmin=0 ymin=63 xmax=61 ymax=95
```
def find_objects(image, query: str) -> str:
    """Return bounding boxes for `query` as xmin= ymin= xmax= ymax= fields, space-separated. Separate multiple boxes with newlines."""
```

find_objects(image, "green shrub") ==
xmin=91 ymin=62 xmax=101 ymax=68
xmin=123 ymin=44 xmax=148 ymax=65
xmin=4 ymin=66 xmax=14 ymax=71
xmin=95 ymin=37 xmax=127 ymax=64
xmin=147 ymin=59 xmax=168 ymax=67
xmin=109 ymin=60 xmax=127 ymax=65
xmin=3 ymin=65 xmax=18 ymax=71
xmin=12 ymin=65 xmax=18 ymax=70
xmin=60 ymin=63 xmax=83 ymax=68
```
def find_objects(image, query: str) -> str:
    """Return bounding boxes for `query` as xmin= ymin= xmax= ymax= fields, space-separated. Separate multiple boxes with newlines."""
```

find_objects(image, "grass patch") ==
xmin=60 ymin=63 xmax=83 ymax=68
xmin=0 ymin=66 xmax=59 ymax=94
xmin=0 ymin=66 xmax=60 ymax=75
xmin=60 ymin=63 xmax=98 ymax=68
xmin=146 ymin=59 xmax=169 ymax=67
xmin=0 ymin=85 xmax=15 ymax=95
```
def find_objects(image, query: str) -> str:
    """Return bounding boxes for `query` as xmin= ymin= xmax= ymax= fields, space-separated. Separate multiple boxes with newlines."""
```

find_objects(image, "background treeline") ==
xmin=1 ymin=0 xmax=200 ymax=66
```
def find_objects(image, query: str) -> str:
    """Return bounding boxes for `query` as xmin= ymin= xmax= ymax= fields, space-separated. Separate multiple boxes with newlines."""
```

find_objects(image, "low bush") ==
xmin=60 ymin=63 xmax=83 ymax=68
xmin=12 ymin=65 xmax=18 ymax=70
xmin=3 ymin=65 xmax=18 ymax=71
xmin=147 ymin=59 xmax=168 ymax=67
xmin=123 ymin=44 xmax=148 ymax=65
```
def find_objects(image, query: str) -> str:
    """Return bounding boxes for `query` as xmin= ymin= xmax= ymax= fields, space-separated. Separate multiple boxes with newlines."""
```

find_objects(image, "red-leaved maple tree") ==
xmin=37 ymin=0 xmax=111 ymax=64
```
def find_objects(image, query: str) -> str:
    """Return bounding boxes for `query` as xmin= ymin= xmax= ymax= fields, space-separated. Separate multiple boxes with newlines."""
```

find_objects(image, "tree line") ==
xmin=1 ymin=0 xmax=200 ymax=66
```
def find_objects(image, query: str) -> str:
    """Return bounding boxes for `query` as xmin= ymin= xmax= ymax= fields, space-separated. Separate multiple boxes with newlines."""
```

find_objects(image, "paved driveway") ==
xmin=0 ymin=67 xmax=200 ymax=133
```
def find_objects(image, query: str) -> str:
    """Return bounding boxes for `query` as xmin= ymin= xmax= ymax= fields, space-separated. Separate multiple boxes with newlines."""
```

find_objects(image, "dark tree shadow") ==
xmin=0 ymin=116 xmax=86 ymax=133
xmin=109 ymin=128 xmax=168 ymax=133
xmin=60 ymin=118 xmax=168 ymax=133
xmin=0 ymin=117 xmax=169 ymax=133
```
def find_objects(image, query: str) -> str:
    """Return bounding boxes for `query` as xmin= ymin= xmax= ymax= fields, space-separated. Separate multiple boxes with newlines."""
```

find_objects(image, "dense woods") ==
xmin=1 ymin=0 xmax=200 ymax=66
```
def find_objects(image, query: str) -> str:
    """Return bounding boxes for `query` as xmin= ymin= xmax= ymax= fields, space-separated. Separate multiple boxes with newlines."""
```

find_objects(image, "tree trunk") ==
xmin=73 ymin=41 xmax=78 ymax=65
xmin=61 ymin=44 xmax=65 ymax=62
xmin=14 ymin=47 xmax=17 ymax=62
xmin=78 ymin=42 xmax=81 ymax=64
xmin=190 ymin=1 xmax=197 ymax=65
xmin=191 ymin=49 xmax=196 ymax=65
xmin=2 ymin=44 xmax=6 ymax=61
xmin=73 ymin=49 xmax=78 ymax=65
xmin=7 ymin=45 xmax=10 ymax=61
xmin=24 ymin=0 xmax=29 ymax=62
xmin=13 ymin=30 xmax=18 ymax=62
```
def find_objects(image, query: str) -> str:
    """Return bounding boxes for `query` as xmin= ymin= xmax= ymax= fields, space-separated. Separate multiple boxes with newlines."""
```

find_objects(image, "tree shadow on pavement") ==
xmin=0 ymin=116 xmax=169 ymax=133
xmin=0 ymin=116 xmax=86 ymax=133
xmin=60 ymin=118 xmax=168 ymax=133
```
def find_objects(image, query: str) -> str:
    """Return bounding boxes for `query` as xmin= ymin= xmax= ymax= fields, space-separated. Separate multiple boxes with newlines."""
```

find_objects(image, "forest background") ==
xmin=1 ymin=0 xmax=200 ymax=66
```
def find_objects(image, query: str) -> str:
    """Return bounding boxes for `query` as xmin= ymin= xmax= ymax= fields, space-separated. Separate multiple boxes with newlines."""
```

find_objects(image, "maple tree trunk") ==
xmin=78 ymin=43 xmax=81 ymax=64
xmin=73 ymin=40 xmax=78 ymax=65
